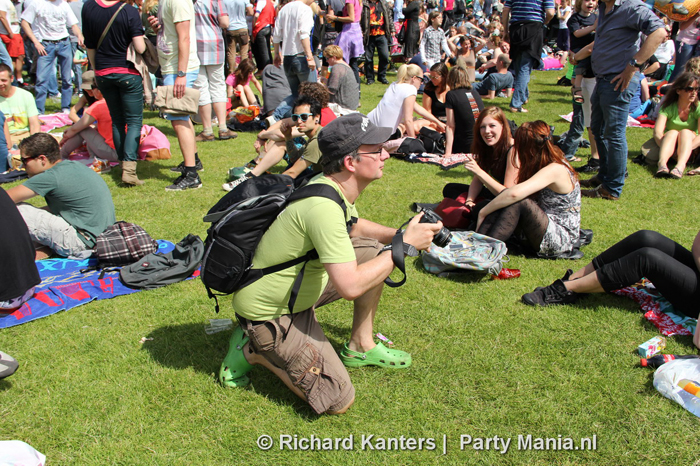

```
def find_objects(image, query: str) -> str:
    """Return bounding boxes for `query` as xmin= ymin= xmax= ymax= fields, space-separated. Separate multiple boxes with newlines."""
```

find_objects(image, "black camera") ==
xmin=418 ymin=208 xmax=453 ymax=248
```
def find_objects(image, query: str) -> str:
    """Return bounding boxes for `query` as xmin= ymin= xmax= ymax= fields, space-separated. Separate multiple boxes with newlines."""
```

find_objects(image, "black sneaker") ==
xmin=575 ymin=159 xmax=600 ymax=173
xmin=378 ymin=78 xmax=390 ymax=84
xmin=521 ymin=279 xmax=578 ymax=307
xmin=165 ymin=172 xmax=202 ymax=191
xmin=170 ymin=159 xmax=204 ymax=173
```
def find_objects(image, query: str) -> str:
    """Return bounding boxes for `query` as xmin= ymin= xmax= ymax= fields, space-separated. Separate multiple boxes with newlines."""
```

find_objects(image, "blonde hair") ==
xmin=323 ymin=45 xmax=344 ymax=60
xmin=396 ymin=64 xmax=423 ymax=84
xmin=143 ymin=0 xmax=158 ymax=14
xmin=686 ymin=57 xmax=700 ymax=75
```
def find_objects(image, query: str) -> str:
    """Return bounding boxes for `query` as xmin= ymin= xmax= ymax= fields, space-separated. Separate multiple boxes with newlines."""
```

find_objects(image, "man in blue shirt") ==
xmin=579 ymin=0 xmax=665 ymax=200
xmin=502 ymin=0 xmax=554 ymax=113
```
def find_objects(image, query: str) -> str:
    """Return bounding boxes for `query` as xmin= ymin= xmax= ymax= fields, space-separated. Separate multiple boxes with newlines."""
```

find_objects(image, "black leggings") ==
xmin=592 ymin=230 xmax=700 ymax=318
xmin=476 ymin=198 xmax=550 ymax=252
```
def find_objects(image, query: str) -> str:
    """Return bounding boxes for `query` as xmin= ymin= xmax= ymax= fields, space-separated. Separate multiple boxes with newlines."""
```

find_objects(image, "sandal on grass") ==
xmin=655 ymin=166 xmax=670 ymax=178
xmin=572 ymin=86 xmax=584 ymax=104
xmin=688 ymin=168 xmax=700 ymax=176
xmin=340 ymin=342 xmax=412 ymax=369
xmin=510 ymin=107 xmax=528 ymax=113
xmin=669 ymin=167 xmax=683 ymax=179
xmin=219 ymin=326 xmax=253 ymax=388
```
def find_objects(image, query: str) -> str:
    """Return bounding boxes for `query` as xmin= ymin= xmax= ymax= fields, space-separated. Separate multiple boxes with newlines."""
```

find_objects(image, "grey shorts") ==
xmin=240 ymin=236 xmax=382 ymax=414
xmin=17 ymin=203 xmax=90 ymax=257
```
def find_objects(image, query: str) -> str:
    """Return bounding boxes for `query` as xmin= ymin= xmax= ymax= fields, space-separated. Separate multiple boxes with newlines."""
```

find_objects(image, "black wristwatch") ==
xmin=628 ymin=58 xmax=642 ymax=69
xmin=381 ymin=242 xmax=419 ymax=257
xmin=176 ymin=70 xmax=186 ymax=78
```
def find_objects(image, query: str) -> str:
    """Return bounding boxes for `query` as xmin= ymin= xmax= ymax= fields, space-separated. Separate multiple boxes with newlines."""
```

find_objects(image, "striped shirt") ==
xmin=194 ymin=0 xmax=227 ymax=65
xmin=504 ymin=0 xmax=554 ymax=24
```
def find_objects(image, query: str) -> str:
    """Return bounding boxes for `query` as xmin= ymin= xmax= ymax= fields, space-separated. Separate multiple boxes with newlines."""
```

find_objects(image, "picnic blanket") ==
xmin=614 ymin=280 xmax=697 ymax=337
xmin=559 ymin=112 xmax=653 ymax=128
xmin=39 ymin=113 xmax=72 ymax=133
xmin=0 ymin=240 xmax=199 ymax=329
xmin=396 ymin=152 xmax=470 ymax=169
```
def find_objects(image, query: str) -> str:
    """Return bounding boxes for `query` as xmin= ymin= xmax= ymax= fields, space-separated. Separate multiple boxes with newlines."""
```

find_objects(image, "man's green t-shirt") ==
xmin=660 ymin=102 xmax=700 ymax=132
xmin=0 ymin=88 xmax=39 ymax=134
xmin=23 ymin=160 xmax=116 ymax=247
xmin=232 ymin=175 xmax=358 ymax=321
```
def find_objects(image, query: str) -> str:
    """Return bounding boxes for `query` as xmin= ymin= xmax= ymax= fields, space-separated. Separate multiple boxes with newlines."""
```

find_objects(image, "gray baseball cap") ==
xmin=318 ymin=113 xmax=393 ymax=161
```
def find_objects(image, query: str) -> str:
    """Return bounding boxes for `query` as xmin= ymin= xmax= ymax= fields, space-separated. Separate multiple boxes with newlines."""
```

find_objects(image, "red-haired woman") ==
xmin=475 ymin=120 xmax=581 ymax=258
xmin=443 ymin=106 xmax=518 ymax=210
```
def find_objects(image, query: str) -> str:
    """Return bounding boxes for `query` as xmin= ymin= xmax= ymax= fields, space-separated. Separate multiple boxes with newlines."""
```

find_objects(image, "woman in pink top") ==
xmin=327 ymin=0 xmax=364 ymax=84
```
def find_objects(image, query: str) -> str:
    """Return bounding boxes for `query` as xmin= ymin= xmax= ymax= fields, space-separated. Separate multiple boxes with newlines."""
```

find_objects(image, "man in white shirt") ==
xmin=0 ymin=0 xmax=21 ymax=78
xmin=272 ymin=0 xmax=316 ymax=98
xmin=21 ymin=0 xmax=82 ymax=114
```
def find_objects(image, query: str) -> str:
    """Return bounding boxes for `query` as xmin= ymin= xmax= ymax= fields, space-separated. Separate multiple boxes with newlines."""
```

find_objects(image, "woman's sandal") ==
xmin=571 ymin=87 xmax=584 ymax=104
xmin=669 ymin=167 xmax=683 ymax=179
xmin=688 ymin=168 xmax=700 ymax=176
xmin=219 ymin=326 xmax=253 ymax=388
xmin=339 ymin=342 xmax=412 ymax=369
xmin=655 ymin=166 xmax=670 ymax=178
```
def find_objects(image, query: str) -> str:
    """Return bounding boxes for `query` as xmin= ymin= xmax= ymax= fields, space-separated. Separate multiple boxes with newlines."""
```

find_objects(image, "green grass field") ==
xmin=1 ymin=70 xmax=699 ymax=465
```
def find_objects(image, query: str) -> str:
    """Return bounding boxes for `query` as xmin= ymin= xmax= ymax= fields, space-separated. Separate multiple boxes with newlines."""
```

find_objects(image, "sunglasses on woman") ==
xmin=291 ymin=113 xmax=314 ymax=122
xmin=682 ymin=87 xmax=700 ymax=92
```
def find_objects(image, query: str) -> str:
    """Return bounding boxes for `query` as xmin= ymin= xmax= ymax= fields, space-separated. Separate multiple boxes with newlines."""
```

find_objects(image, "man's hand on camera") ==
xmin=402 ymin=213 xmax=443 ymax=251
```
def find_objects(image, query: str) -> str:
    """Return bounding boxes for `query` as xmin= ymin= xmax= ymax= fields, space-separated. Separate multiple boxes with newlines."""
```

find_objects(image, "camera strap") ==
xmin=384 ymin=233 xmax=407 ymax=288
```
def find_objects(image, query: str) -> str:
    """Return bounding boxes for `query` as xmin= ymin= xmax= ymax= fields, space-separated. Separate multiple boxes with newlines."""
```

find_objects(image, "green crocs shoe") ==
xmin=339 ymin=342 xmax=412 ymax=369
xmin=219 ymin=327 xmax=254 ymax=388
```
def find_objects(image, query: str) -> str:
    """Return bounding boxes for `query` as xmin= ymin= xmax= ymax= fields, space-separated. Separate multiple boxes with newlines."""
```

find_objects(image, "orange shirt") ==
xmin=85 ymin=99 xmax=115 ymax=149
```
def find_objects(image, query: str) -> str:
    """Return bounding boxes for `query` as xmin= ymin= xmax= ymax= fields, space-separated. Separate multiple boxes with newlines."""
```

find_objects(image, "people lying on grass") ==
xmin=59 ymin=82 xmax=118 ymax=163
xmin=226 ymin=59 xmax=262 ymax=108
xmin=6 ymin=133 xmax=115 ymax=259
xmin=443 ymin=66 xmax=484 ymax=157
xmin=474 ymin=120 xmax=581 ymax=258
xmin=223 ymin=96 xmax=324 ymax=191
xmin=218 ymin=113 xmax=442 ymax=414
xmin=521 ymin=229 xmax=700 ymax=351
xmin=471 ymin=54 xmax=513 ymax=100
xmin=652 ymin=72 xmax=700 ymax=179
xmin=422 ymin=62 xmax=450 ymax=124
xmin=244 ymin=83 xmax=336 ymax=178
xmin=68 ymin=72 xmax=98 ymax=123
xmin=367 ymin=63 xmax=445 ymax=140
xmin=443 ymin=106 xmax=517 ymax=218
xmin=322 ymin=45 xmax=359 ymax=112
xmin=0 ymin=187 xmax=40 ymax=311
xmin=419 ymin=11 xmax=454 ymax=69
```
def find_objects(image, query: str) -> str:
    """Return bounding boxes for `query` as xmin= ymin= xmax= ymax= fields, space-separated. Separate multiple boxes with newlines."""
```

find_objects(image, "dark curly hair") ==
xmin=298 ymin=82 xmax=330 ymax=108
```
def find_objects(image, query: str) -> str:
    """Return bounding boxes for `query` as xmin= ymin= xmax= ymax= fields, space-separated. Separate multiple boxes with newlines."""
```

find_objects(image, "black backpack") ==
xmin=419 ymin=127 xmax=446 ymax=155
xmin=201 ymin=174 xmax=355 ymax=312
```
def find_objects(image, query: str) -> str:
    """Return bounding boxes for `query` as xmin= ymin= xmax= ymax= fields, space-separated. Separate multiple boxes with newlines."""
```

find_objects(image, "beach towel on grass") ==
xmin=614 ymin=280 xmax=697 ymax=337
xmin=0 ymin=240 xmax=199 ymax=329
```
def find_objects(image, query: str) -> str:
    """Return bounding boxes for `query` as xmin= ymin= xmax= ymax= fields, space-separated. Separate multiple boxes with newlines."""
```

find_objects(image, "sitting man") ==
xmin=219 ymin=113 xmax=441 ymax=414
xmin=223 ymin=95 xmax=323 ymax=190
xmin=0 ymin=63 xmax=40 ymax=142
xmin=6 ymin=133 xmax=116 ymax=259
xmin=472 ymin=54 xmax=513 ymax=100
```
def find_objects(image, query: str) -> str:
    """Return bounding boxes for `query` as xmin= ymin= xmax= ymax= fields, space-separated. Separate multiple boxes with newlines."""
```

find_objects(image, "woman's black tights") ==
xmin=592 ymin=230 xmax=700 ymax=318
xmin=476 ymin=198 xmax=549 ymax=251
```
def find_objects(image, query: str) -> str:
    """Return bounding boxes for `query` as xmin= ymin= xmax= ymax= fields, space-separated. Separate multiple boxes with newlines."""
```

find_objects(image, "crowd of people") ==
xmin=0 ymin=0 xmax=699 ymax=419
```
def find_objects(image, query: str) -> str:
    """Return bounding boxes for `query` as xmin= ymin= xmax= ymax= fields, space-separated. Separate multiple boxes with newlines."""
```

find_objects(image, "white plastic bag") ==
xmin=0 ymin=440 xmax=46 ymax=466
xmin=653 ymin=359 xmax=700 ymax=418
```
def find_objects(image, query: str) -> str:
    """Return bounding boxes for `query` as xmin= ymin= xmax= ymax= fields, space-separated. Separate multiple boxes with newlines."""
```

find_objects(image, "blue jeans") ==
xmin=35 ymin=38 xmax=73 ymax=113
xmin=282 ymin=54 xmax=316 ymax=98
xmin=273 ymin=94 xmax=294 ymax=121
xmin=590 ymin=72 xmax=640 ymax=198
xmin=0 ymin=42 xmax=12 ymax=71
xmin=669 ymin=41 xmax=696 ymax=83
xmin=560 ymin=101 xmax=584 ymax=159
xmin=510 ymin=53 xmax=537 ymax=109
xmin=96 ymin=73 xmax=144 ymax=162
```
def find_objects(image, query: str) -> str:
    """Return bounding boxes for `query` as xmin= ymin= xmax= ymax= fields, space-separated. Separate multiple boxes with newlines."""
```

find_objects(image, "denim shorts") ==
xmin=162 ymin=72 xmax=199 ymax=121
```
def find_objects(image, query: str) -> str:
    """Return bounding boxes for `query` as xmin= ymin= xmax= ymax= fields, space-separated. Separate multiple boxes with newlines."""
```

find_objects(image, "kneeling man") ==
xmin=7 ymin=133 xmax=116 ymax=258
xmin=219 ymin=114 xmax=441 ymax=414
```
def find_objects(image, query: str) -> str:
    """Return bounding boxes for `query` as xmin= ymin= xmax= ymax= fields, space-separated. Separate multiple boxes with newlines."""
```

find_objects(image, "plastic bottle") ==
xmin=640 ymin=354 xmax=700 ymax=369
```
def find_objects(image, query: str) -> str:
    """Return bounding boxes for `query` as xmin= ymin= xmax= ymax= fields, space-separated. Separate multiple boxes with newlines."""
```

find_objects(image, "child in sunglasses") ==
xmin=653 ymin=72 xmax=700 ymax=179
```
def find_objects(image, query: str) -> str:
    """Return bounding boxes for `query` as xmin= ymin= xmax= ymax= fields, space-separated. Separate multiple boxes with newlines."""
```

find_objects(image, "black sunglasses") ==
xmin=20 ymin=154 xmax=39 ymax=164
xmin=683 ymin=87 xmax=700 ymax=92
xmin=291 ymin=113 xmax=314 ymax=122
